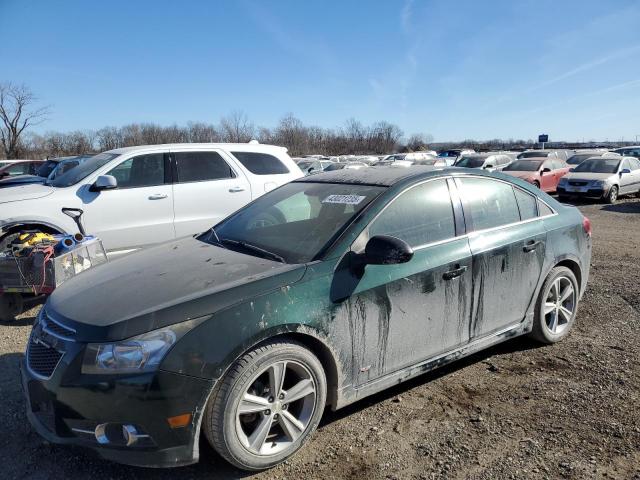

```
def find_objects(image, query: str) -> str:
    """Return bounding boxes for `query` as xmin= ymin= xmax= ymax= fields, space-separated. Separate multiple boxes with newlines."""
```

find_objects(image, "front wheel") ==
xmin=529 ymin=266 xmax=579 ymax=344
xmin=204 ymin=340 xmax=327 ymax=471
xmin=605 ymin=185 xmax=618 ymax=204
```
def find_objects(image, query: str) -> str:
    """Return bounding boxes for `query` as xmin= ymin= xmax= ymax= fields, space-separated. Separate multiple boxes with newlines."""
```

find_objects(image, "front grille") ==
xmin=41 ymin=311 xmax=75 ymax=340
xmin=569 ymin=181 xmax=588 ymax=187
xmin=27 ymin=339 xmax=63 ymax=378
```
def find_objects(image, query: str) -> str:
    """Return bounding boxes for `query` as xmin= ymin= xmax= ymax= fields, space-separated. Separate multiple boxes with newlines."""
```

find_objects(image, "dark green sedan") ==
xmin=22 ymin=167 xmax=592 ymax=470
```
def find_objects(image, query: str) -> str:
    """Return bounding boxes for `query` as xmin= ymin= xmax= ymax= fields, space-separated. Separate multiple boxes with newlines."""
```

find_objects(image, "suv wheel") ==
xmin=530 ymin=266 xmax=579 ymax=344
xmin=204 ymin=340 xmax=326 ymax=470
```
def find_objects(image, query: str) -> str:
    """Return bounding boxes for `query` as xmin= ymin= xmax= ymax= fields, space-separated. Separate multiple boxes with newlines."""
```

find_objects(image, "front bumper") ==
xmin=21 ymin=324 xmax=214 ymax=468
xmin=557 ymin=185 xmax=607 ymax=198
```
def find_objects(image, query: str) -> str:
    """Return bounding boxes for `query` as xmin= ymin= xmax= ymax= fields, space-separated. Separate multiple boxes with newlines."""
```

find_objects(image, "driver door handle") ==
xmin=229 ymin=186 xmax=245 ymax=193
xmin=523 ymin=240 xmax=540 ymax=252
xmin=443 ymin=264 xmax=467 ymax=280
xmin=148 ymin=193 xmax=168 ymax=200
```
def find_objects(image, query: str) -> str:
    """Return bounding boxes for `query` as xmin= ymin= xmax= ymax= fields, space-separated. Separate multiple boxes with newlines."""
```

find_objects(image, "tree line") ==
xmin=0 ymin=82 xmax=620 ymax=160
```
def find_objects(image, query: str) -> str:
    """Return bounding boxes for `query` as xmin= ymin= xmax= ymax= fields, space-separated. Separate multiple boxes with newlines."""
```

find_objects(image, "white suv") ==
xmin=0 ymin=143 xmax=302 ymax=254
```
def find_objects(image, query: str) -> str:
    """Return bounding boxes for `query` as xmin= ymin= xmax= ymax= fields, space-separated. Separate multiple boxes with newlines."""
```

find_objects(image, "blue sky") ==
xmin=2 ymin=0 xmax=640 ymax=142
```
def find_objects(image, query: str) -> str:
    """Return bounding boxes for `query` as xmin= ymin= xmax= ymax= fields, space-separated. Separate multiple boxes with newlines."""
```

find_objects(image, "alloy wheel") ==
xmin=235 ymin=360 xmax=317 ymax=456
xmin=543 ymin=276 xmax=576 ymax=335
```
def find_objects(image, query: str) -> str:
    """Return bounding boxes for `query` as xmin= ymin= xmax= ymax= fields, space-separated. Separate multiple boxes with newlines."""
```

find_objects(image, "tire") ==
xmin=0 ymin=231 xmax=22 ymax=253
xmin=0 ymin=293 xmax=24 ymax=322
xmin=529 ymin=266 xmax=579 ymax=344
xmin=605 ymin=185 xmax=618 ymax=204
xmin=204 ymin=339 xmax=327 ymax=471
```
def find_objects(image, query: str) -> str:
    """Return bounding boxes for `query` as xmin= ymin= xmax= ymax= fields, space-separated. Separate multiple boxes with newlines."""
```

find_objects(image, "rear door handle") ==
xmin=229 ymin=186 xmax=245 ymax=193
xmin=523 ymin=240 xmax=540 ymax=252
xmin=148 ymin=194 xmax=168 ymax=200
xmin=443 ymin=264 xmax=467 ymax=280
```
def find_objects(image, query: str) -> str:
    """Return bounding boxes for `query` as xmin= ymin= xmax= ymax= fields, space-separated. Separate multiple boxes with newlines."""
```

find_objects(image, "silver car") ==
xmin=454 ymin=153 xmax=513 ymax=172
xmin=557 ymin=156 xmax=640 ymax=203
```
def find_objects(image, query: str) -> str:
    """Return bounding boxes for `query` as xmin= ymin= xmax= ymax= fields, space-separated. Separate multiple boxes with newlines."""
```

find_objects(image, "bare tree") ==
xmin=0 ymin=83 xmax=50 ymax=158
xmin=219 ymin=111 xmax=255 ymax=143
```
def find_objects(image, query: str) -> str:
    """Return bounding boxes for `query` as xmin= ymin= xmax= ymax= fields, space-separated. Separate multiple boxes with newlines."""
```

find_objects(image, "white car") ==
xmin=0 ymin=143 xmax=302 ymax=254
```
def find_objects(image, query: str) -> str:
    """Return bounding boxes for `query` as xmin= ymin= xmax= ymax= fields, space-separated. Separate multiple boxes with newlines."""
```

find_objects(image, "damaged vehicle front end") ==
xmin=22 ymin=167 xmax=592 ymax=470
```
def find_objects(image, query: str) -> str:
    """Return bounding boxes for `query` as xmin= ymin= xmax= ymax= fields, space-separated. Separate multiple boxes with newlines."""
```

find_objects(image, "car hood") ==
xmin=562 ymin=172 xmax=614 ymax=181
xmin=0 ymin=182 xmax=53 ymax=201
xmin=47 ymin=236 xmax=307 ymax=341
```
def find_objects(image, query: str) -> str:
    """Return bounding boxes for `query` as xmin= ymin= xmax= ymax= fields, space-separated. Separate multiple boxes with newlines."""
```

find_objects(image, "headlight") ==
xmin=82 ymin=323 xmax=191 ymax=374
xmin=558 ymin=177 xmax=568 ymax=185
xmin=590 ymin=180 xmax=604 ymax=187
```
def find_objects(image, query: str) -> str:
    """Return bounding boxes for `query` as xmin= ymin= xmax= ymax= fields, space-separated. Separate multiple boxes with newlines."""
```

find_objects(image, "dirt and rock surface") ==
xmin=1 ymin=199 xmax=638 ymax=479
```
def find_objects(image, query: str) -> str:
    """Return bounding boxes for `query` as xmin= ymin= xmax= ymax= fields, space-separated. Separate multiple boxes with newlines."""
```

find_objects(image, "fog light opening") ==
xmin=94 ymin=422 xmax=147 ymax=446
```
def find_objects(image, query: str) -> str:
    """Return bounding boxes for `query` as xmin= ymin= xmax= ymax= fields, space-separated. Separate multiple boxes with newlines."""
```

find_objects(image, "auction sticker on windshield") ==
xmin=322 ymin=194 xmax=366 ymax=205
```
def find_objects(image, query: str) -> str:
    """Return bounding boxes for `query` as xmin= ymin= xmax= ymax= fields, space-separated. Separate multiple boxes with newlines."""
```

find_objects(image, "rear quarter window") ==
xmin=232 ymin=151 xmax=290 ymax=175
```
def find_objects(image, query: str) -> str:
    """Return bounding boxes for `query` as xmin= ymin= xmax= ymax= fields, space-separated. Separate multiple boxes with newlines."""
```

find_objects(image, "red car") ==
xmin=502 ymin=157 xmax=570 ymax=192
xmin=0 ymin=160 xmax=43 ymax=178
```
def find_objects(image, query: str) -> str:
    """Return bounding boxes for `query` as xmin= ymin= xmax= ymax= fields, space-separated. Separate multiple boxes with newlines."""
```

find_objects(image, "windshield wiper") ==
xmin=220 ymin=239 xmax=285 ymax=263
xmin=206 ymin=227 xmax=226 ymax=248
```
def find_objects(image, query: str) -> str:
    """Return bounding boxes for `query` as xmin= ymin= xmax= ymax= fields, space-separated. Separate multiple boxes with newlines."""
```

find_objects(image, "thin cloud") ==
xmin=401 ymin=0 xmax=414 ymax=34
xmin=527 ymin=44 xmax=640 ymax=93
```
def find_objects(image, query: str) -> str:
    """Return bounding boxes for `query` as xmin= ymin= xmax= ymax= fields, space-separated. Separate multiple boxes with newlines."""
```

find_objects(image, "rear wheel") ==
xmin=530 ymin=266 xmax=579 ymax=344
xmin=0 ymin=293 xmax=24 ymax=322
xmin=204 ymin=340 xmax=326 ymax=471
xmin=605 ymin=185 xmax=618 ymax=204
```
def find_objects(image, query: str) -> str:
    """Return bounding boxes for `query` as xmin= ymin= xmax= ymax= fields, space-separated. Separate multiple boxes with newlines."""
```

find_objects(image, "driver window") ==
xmin=368 ymin=179 xmax=456 ymax=248
xmin=107 ymin=153 xmax=165 ymax=188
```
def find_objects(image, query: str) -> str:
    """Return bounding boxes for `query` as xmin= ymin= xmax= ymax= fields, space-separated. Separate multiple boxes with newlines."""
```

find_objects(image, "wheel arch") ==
xmin=554 ymin=257 xmax=582 ymax=292
xmin=0 ymin=220 xmax=67 ymax=237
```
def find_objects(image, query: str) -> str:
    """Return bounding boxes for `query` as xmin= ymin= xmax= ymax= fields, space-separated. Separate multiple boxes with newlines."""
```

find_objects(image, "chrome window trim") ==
xmin=352 ymin=173 xmax=559 ymax=253
xmin=355 ymin=176 xmax=458 ymax=251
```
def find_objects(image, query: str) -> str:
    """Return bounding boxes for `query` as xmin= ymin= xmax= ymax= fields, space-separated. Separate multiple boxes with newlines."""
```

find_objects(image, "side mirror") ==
xmin=484 ymin=164 xmax=494 ymax=169
xmin=363 ymin=235 xmax=413 ymax=265
xmin=620 ymin=168 xmax=631 ymax=175
xmin=307 ymin=167 xmax=314 ymax=173
xmin=541 ymin=167 xmax=551 ymax=175
xmin=90 ymin=175 xmax=118 ymax=192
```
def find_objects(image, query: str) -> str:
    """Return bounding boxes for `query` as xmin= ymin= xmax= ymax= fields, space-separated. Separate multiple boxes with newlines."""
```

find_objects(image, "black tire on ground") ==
xmin=204 ymin=339 xmax=327 ymax=471
xmin=0 ymin=293 xmax=24 ymax=322
xmin=605 ymin=185 xmax=618 ymax=204
xmin=0 ymin=231 xmax=22 ymax=253
xmin=529 ymin=266 xmax=579 ymax=344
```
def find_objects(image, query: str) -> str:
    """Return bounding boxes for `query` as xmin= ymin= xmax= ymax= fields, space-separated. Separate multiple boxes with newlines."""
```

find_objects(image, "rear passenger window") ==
xmin=108 ymin=153 xmax=166 ymax=188
xmin=514 ymin=188 xmax=538 ymax=220
xmin=231 ymin=152 xmax=290 ymax=175
xmin=175 ymin=151 xmax=234 ymax=182
xmin=458 ymin=177 xmax=520 ymax=230
xmin=368 ymin=179 xmax=455 ymax=248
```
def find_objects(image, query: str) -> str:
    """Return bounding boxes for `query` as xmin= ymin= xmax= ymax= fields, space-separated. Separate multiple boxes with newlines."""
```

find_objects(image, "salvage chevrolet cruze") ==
xmin=22 ymin=167 xmax=592 ymax=470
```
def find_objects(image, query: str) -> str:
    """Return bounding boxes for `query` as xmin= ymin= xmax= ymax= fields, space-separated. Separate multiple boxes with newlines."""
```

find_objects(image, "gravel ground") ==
xmin=1 ymin=198 xmax=639 ymax=480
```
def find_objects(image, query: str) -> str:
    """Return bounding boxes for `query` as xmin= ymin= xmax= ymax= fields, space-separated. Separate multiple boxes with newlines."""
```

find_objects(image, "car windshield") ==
xmin=297 ymin=161 xmax=314 ymax=170
xmin=567 ymin=154 xmax=594 ymax=165
xmin=202 ymin=182 xmax=385 ymax=263
xmin=455 ymin=156 xmax=485 ymax=168
xmin=35 ymin=160 xmax=59 ymax=178
xmin=324 ymin=163 xmax=346 ymax=171
xmin=48 ymin=152 xmax=119 ymax=187
xmin=503 ymin=160 xmax=543 ymax=172
xmin=518 ymin=151 xmax=550 ymax=159
xmin=573 ymin=158 xmax=620 ymax=174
